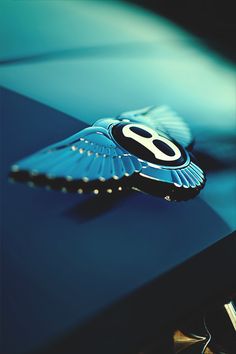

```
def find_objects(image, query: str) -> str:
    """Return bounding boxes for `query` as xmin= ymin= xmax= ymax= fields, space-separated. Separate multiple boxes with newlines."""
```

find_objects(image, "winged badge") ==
xmin=10 ymin=106 xmax=206 ymax=201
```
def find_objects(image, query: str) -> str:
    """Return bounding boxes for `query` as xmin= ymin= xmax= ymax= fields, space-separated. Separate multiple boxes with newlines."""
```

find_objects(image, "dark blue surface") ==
xmin=1 ymin=88 xmax=233 ymax=354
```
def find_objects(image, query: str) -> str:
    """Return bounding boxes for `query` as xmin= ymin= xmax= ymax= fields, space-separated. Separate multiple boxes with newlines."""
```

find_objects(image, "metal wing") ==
xmin=10 ymin=126 xmax=142 ymax=194
xmin=118 ymin=105 xmax=193 ymax=148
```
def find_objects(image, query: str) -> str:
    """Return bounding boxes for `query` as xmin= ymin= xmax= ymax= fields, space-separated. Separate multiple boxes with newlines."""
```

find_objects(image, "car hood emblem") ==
xmin=10 ymin=106 xmax=206 ymax=201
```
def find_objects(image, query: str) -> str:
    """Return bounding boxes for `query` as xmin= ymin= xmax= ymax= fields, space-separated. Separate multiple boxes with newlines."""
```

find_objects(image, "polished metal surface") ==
xmin=10 ymin=106 xmax=205 ymax=201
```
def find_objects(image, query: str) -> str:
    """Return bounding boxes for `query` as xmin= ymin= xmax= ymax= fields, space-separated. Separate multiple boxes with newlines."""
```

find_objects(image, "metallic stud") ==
xmin=11 ymin=165 xmax=19 ymax=172
xmin=30 ymin=170 xmax=38 ymax=176
xmin=46 ymin=174 xmax=54 ymax=180
xmin=165 ymin=195 xmax=172 ymax=201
